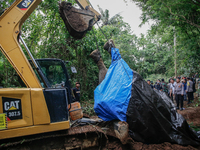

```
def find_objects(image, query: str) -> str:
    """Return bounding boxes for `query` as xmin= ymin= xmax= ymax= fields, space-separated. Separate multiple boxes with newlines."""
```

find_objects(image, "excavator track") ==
xmin=0 ymin=125 xmax=108 ymax=150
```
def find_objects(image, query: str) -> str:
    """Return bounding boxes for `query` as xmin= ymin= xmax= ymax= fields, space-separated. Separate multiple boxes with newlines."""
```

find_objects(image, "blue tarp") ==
xmin=94 ymin=47 xmax=133 ymax=121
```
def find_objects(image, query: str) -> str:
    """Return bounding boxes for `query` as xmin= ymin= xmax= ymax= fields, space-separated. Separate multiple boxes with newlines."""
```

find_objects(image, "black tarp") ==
xmin=126 ymin=71 xmax=200 ymax=146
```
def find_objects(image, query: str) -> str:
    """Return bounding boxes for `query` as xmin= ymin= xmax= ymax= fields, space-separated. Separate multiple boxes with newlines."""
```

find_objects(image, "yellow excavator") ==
xmin=0 ymin=0 xmax=107 ymax=149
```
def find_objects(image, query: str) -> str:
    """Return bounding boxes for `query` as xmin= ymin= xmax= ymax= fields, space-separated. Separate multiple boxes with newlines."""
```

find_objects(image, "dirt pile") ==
xmin=101 ymin=137 xmax=198 ymax=150
xmin=178 ymin=94 xmax=200 ymax=126
xmin=178 ymin=106 xmax=200 ymax=126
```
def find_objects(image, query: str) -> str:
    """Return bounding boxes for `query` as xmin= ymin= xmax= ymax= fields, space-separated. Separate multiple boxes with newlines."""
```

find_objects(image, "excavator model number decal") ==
xmin=2 ymin=97 xmax=22 ymax=121
xmin=17 ymin=0 xmax=34 ymax=10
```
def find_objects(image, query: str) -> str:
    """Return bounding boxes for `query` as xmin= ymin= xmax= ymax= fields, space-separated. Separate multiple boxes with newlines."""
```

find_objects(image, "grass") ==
xmin=81 ymin=100 xmax=96 ymax=116
xmin=189 ymin=122 xmax=200 ymax=131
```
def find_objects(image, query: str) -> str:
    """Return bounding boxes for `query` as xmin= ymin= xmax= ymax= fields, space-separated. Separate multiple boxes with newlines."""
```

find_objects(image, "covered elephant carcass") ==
xmin=93 ymin=46 xmax=200 ymax=146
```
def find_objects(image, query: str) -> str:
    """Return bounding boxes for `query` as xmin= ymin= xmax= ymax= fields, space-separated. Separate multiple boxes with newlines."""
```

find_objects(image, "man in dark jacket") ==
xmin=147 ymin=80 xmax=153 ymax=89
xmin=73 ymin=82 xmax=81 ymax=102
xmin=154 ymin=79 xmax=162 ymax=91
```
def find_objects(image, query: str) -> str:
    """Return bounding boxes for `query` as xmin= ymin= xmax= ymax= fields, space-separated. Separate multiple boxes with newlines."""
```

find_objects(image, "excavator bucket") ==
xmin=59 ymin=1 xmax=96 ymax=39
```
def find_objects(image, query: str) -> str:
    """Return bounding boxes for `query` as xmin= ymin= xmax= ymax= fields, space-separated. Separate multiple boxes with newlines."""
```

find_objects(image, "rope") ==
xmin=92 ymin=28 xmax=99 ymax=50
xmin=92 ymin=28 xmax=102 ymax=63
xmin=87 ymin=0 xmax=109 ymax=41
xmin=96 ymin=23 xmax=109 ymax=41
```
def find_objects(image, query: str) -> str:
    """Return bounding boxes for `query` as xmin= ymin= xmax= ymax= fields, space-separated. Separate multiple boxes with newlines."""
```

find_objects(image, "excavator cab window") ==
xmin=29 ymin=58 xmax=73 ymax=104
xmin=35 ymin=59 xmax=68 ymax=88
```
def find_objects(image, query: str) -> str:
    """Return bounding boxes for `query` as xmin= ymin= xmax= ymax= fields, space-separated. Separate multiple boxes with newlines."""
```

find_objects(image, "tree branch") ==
xmin=161 ymin=1 xmax=200 ymax=29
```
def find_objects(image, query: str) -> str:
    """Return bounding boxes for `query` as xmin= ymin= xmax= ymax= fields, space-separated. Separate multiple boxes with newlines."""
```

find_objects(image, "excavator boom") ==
xmin=0 ymin=0 xmax=42 ymax=88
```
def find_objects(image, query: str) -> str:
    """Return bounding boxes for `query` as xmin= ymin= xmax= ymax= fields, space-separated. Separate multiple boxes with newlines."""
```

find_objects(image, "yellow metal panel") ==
xmin=0 ymin=88 xmax=33 ymax=129
xmin=75 ymin=0 xmax=101 ymax=21
xmin=30 ymin=88 xmax=51 ymax=125
xmin=0 ymin=0 xmax=42 ymax=88
xmin=0 ymin=121 xmax=70 ymax=140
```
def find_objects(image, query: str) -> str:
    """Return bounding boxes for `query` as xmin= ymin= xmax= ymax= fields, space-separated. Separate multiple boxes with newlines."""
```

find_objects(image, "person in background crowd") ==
xmin=186 ymin=77 xmax=193 ymax=104
xmin=195 ymin=72 xmax=199 ymax=83
xmin=191 ymin=78 xmax=196 ymax=101
xmin=73 ymin=82 xmax=81 ymax=102
xmin=170 ymin=79 xmax=177 ymax=102
xmin=151 ymin=81 xmax=154 ymax=87
xmin=198 ymin=78 xmax=200 ymax=97
xmin=167 ymin=81 xmax=171 ymax=98
xmin=154 ymin=82 xmax=157 ymax=88
xmin=182 ymin=79 xmax=187 ymax=101
xmin=161 ymin=79 xmax=168 ymax=95
xmin=174 ymin=77 xmax=184 ymax=110
xmin=174 ymin=77 xmax=176 ymax=82
xmin=169 ymin=77 xmax=172 ymax=83
xmin=154 ymin=79 xmax=162 ymax=91
xmin=147 ymin=80 xmax=153 ymax=89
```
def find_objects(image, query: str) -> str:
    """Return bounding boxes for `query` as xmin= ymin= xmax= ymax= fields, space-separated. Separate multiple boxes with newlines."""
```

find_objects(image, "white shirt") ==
xmin=170 ymin=82 xmax=177 ymax=94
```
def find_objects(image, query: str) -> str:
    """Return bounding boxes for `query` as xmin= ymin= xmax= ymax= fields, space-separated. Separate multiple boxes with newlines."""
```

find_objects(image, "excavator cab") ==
xmin=29 ymin=58 xmax=74 ymax=104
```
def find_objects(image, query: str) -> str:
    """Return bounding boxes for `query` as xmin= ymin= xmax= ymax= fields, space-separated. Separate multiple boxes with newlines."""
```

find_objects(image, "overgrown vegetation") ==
xmin=189 ymin=122 xmax=200 ymax=132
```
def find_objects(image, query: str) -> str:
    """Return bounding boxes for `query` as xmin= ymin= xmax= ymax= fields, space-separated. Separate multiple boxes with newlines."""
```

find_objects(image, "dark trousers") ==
xmin=191 ymin=92 xmax=194 ymax=100
xmin=187 ymin=92 xmax=193 ymax=103
xmin=175 ymin=94 xmax=183 ymax=108
xmin=169 ymin=94 xmax=173 ymax=102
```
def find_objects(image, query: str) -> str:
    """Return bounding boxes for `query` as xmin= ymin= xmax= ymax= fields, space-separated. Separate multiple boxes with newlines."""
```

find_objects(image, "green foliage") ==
xmin=0 ymin=0 xmax=15 ymax=13
xmin=145 ymin=74 xmax=169 ymax=83
xmin=189 ymin=122 xmax=200 ymax=132
xmin=82 ymin=100 xmax=96 ymax=116
xmin=131 ymin=0 xmax=200 ymax=76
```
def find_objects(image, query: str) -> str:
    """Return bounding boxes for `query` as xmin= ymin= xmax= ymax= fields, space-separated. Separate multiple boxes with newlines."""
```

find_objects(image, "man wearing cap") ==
xmin=73 ymin=82 xmax=81 ymax=102
xmin=174 ymin=77 xmax=184 ymax=110
xmin=147 ymin=80 xmax=153 ymax=89
xmin=186 ymin=77 xmax=193 ymax=104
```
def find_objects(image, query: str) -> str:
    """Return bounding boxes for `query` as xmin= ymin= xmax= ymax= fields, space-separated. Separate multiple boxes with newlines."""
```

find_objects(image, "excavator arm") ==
xmin=0 ymin=0 xmax=100 ymax=88
xmin=75 ymin=0 xmax=101 ymax=22
xmin=0 ymin=0 xmax=42 ymax=88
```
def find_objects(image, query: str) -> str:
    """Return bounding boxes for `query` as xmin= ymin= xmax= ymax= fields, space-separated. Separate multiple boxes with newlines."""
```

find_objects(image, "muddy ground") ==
xmin=177 ymin=93 xmax=200 ymax=127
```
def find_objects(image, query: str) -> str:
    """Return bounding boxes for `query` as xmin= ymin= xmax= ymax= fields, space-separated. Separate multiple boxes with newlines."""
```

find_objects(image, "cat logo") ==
xmin=22 ymin=0 xmax=32 ymax=8
xmin=4 ymin=101 xmax=20 ymax=111
xmin=17 ymin=0 xmax=34 ymax=10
